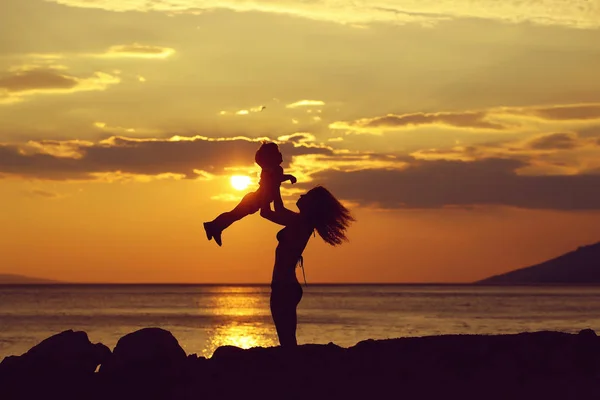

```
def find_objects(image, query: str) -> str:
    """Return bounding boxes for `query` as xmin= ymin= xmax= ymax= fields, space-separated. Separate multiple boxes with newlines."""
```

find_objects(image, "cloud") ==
xmin=25 ymin=189 xmax=61 ymax=199
xmin=523 ymin=104 xmax=600 ymax=121
xmin=277 ymin=133 xmax=316 ymax=143
xmin=286 ymin=100 xmax=325 ymax=109
xmin=220 ymin=106 xmax=266 ymax=116
xmin=92 ymin=122 xmax=161 ymax=136
xmin=0 ymin=67 xmax=119 ymax=104
xmin=98 ymin=43 xmax=176 ymax=59
xmin=94 ymin=122 xmax=137 ymax=134
xmin=22 ymin=53 xmax=64 ymax=60
xmin=526 ymin=132 xmax=580 ymax=150
xmin=12 ymin=46 xmax=175 ymax=62
xmin=411 ymin=131 xmax=600 ymax=175
xmin=331 ymin=103 xmax=600 ymax=135
xmin=4 ymin=131 xmax=600 ymax=210
xmin=0 ymin=68 xmax=78 ymax=92
xmin=331 ymin=111 xmax=507 ymax=133
xmin=46 ymin=0 xmax=600 ymax=29
xmin=0 ymin=135 xmax=333 ymax=181
xmin=305 ymin=157 xmax=600 ymax=210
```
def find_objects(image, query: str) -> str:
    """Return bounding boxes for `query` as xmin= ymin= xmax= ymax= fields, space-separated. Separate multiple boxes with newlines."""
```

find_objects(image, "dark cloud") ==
xmin=578 ymin=126 xmax=600 ymax=139
xmin=304 ymin=158 xmax=600 ymax=210
xmin=276 ymin=133 xmax=314 ymax=143
xmin=0 ymin=136 xmax=332 ymax=180
xmin=0 ymin=69 xmax=78 ymax=92
xmin=0 ymin=68 xmax=119 ymax=104
xmin=526 ymin=133 xmax=579 ymax=150
xmin=413 ymin=132 xmax=596 ymax=162
xmin=527 ymin=104 xmax=600 ymax=121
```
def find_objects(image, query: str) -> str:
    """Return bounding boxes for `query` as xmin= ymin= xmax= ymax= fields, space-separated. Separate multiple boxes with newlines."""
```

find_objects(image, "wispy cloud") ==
xmin=24 ymin=189 xmax=61 ymax=199
xmin=330 ymin=103 xmax=600 ymax=134
xmin=96 ymin=43 xmax=176 ymax=59
xmin=517 ymin=104 xmax=600 ymax=121
xmin=47 ymin=0 xmax=600 ymax=29
xmin=331 ymin=111 xmax=508 ymax=133
xmin=9 ymin=45 xmax=175 ymax=62
xmin=0 ymin=66 xmax=119 ymax=104
xmin=411 ymin=131 xmax=600 ymax=175
xmin=220 ymin=106 xmax=266 ymax=116
xmin=286 ymin=100 xmax=325 ymax=109
xmin=93 ymin=121 xmax=161 ymax=136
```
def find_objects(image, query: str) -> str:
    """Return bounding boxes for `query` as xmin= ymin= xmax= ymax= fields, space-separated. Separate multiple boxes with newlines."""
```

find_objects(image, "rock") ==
xmin=211 ymin=345 xmax=246 ymax=359
xmin=0 ymin=330 xmax=110 ymax=400
xmin=99 ymin=327 xmax=187 ymax=380
xmin=6 ymin=328 xmax=600 ymax=400
xmin=574 ymin=329 xmax=600 ymax=375
xmin=579 ymin=328 xmax=597 ymax=338
xmin=0 ymin=329 xmax=110 ymax=378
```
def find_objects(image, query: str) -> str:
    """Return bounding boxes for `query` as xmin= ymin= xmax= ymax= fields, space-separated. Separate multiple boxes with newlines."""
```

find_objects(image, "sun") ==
xmin=230 ymin=175 xmax=251 ymax=191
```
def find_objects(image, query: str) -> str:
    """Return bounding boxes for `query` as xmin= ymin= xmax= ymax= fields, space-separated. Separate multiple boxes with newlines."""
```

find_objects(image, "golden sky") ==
xmin=2 ymin=0 xmax=600 ymax=283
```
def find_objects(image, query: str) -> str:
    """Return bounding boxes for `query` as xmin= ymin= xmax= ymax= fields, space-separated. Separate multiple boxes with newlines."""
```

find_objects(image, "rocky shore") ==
xmin=2 ymin=328 xmax=600 ymax=400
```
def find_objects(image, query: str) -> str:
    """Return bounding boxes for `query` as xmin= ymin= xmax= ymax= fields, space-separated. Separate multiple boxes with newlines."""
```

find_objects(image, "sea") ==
xmin=2 ymin=284 xmax=600 ymax=361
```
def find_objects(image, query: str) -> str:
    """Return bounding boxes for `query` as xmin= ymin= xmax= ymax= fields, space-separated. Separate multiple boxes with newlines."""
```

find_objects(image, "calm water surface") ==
xmin=2 ymin=284 xmax=600 ymax=361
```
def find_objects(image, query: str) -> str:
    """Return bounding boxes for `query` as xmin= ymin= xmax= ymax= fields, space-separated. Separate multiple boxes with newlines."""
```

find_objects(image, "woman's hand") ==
xmin=260 ymin=185 xmax=300 ymax=226
xmin=260 ymin=202 xmax=299 ymax=227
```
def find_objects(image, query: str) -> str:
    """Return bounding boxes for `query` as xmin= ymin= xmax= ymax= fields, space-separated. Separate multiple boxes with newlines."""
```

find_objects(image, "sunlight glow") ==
xmin=230 ymin=175 xmax=251 ymax=191
xmin=200 ymin=288 xmax=277 ymax=357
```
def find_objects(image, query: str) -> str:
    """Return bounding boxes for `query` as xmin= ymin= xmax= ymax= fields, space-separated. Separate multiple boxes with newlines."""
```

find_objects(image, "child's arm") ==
xmin=273 ymin=166 xmax=296 ymax=184
xmin=273 ymin=185 xmax=285 ymax=211
xmin=281 ymin=174 xmax=297 ymax=184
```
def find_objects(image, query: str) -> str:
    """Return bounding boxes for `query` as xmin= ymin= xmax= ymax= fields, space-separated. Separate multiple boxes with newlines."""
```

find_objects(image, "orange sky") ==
xmin=1 ymin=0 xmax=600 ymax=283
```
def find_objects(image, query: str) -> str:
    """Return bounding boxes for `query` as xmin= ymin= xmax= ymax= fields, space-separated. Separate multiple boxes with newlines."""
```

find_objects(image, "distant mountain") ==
xmin=0 ymin=274 xmax=62 ymax=284
xmin=477 ymin=242 xmax=600 ymax=284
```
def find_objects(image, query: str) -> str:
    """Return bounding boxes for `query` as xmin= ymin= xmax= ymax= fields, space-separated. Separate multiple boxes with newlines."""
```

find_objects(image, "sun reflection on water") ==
xmin=202 ymin=322 xmax=277 ymax=358
xmin=200 ymin=287 xmax=278 ymax=357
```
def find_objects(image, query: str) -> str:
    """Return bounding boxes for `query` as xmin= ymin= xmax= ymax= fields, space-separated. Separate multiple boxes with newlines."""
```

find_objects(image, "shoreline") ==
xmin=2 ymin=328 xmax=600 ymax=399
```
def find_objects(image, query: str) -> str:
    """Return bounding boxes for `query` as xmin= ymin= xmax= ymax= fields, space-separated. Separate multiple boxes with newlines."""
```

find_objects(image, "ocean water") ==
xmin=2 ymin=284 xmax=600 ymax=361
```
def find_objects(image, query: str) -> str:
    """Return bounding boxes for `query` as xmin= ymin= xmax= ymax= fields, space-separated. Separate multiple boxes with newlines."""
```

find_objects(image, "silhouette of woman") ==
xmin=260 ymin=185 xmax=354 ymax=346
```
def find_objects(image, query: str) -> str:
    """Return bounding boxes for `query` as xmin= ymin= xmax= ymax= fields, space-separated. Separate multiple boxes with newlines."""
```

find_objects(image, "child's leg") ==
xmin=210 ymin=208 xmax=245 ymax=232
xmin=204 ymin=191 xmax=260 ymax=246
xmin=215 ymin=191 xmax=261 ymax=229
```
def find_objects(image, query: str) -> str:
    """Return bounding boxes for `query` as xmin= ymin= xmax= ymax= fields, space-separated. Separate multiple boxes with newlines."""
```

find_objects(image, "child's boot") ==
xmin=203 ymin=222 xmax=223 ymax=247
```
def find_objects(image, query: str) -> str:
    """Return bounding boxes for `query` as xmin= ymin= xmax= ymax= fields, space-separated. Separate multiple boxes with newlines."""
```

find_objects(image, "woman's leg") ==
xmin=270 ymin=283 xmax=303 ymax=347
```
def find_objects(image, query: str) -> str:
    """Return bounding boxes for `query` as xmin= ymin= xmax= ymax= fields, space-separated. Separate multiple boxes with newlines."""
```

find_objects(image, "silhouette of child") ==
xmin=203 ymin=142 xmax=297 ymax=246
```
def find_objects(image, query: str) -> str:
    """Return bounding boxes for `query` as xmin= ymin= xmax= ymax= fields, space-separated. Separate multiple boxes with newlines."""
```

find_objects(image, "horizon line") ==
xmin=4 ymin=282 xmax=600 ymax=286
